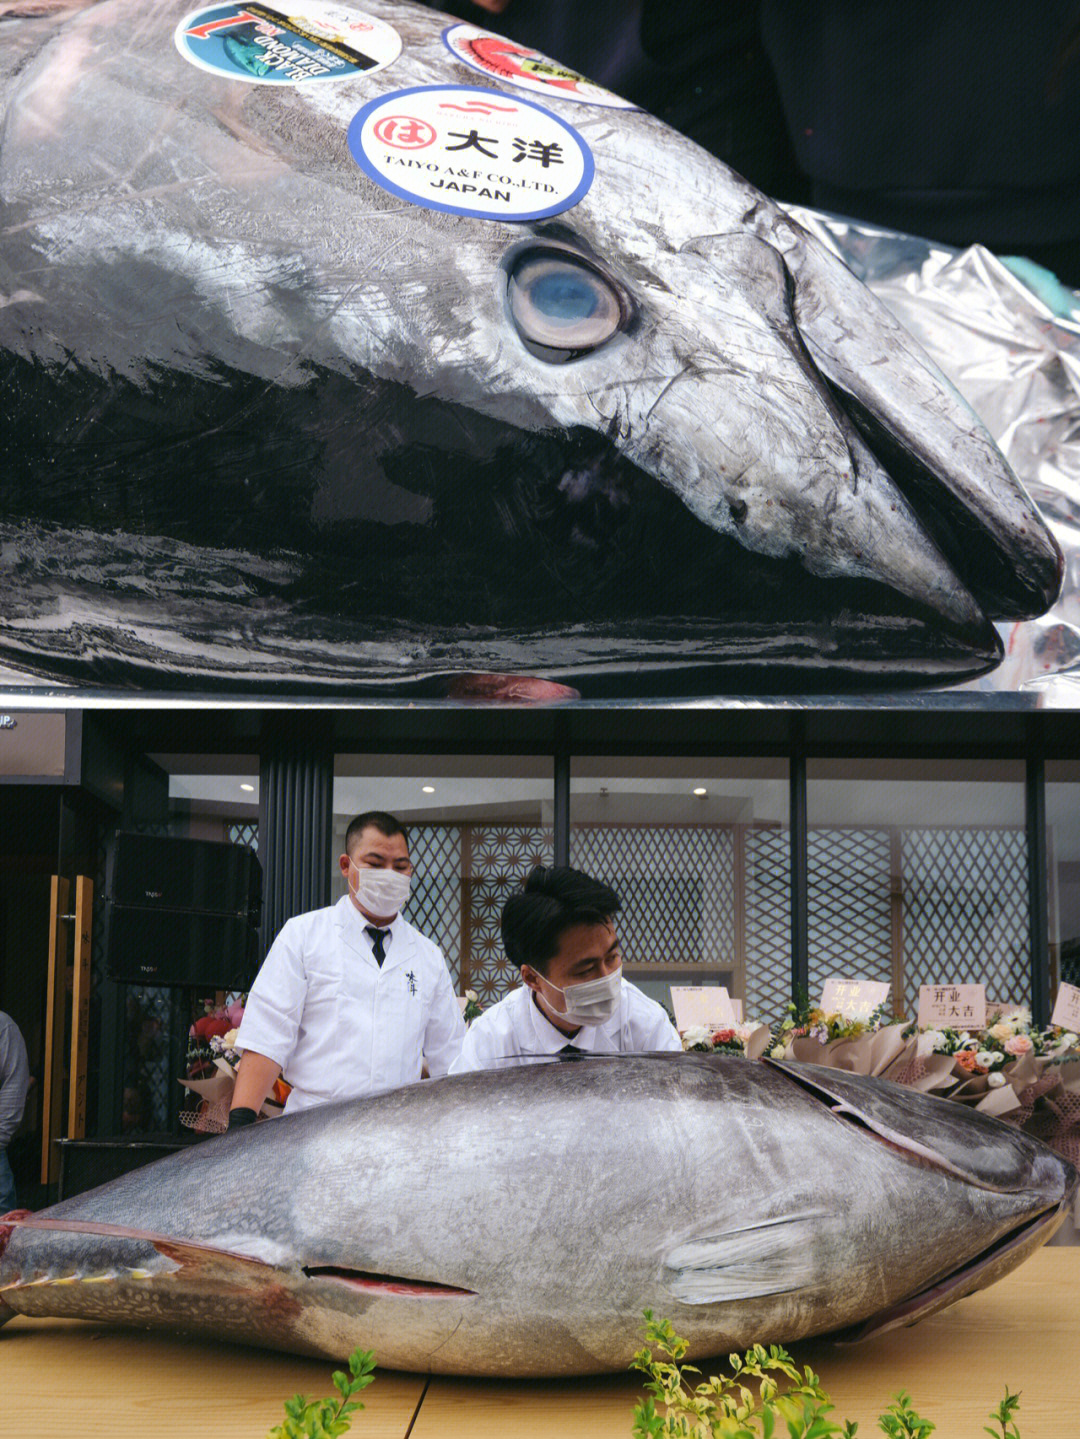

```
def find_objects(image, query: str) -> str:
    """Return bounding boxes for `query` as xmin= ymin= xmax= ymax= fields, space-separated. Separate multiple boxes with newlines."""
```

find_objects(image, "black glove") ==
xmin=227 ymin=1107 xmax=258 ymax=1130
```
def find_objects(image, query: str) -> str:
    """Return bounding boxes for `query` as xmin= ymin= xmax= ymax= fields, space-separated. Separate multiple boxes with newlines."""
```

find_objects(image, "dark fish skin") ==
xmin=0 ymin=1 xmax=1062 ymax=694
xmin=0 ymin=1057 xmax=1075 ymax=1375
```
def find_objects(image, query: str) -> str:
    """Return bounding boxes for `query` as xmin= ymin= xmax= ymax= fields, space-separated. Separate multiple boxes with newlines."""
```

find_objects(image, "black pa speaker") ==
xmin=105 ymin=832 xmax=262 ymax=987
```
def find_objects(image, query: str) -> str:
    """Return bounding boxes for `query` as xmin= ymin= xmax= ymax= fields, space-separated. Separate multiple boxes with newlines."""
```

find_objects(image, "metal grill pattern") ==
xmin=226 ymin=821 xmax=258 ymax=851
xmin=404 ymin=825 xmax=465 ymax=987
xmin=744 ymin=826 xmax=792 ymax=1018
xmin=570 ymin=826 xmax=735 ymax=966
xmin=808 ymin=829 xmax=894 ymax=999
xmin=902 ymin=828 xmax=1030 ymax=1013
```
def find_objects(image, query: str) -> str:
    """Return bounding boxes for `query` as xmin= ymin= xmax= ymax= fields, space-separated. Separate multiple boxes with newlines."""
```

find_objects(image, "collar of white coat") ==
xmin=523 ymin=985 xmax=614 ymax=1055
xmin=335 ymin=895 xmax=415 ymax=971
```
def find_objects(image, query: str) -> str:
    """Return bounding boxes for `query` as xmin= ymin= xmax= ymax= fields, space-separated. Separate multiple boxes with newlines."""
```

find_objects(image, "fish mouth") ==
xmin=831 ymin=1199 xmax=1069 ymax=1342
xmin=301 ymin=1265 xmax=475 ymax=1300
xmin=828 ymin=382 xmax=1062 ymax=623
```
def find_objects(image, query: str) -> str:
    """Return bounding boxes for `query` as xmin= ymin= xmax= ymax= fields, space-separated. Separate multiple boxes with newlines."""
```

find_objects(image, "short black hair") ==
xmin=345 ymin=811 xmax=409 ymax=852
xmin=501 ymin=866 xmax=621 ymax=975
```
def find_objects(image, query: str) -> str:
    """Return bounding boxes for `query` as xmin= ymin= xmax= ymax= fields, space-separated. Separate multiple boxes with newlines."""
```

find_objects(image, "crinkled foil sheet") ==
xmin=788 ymin=207 xmax=1080 ymax=706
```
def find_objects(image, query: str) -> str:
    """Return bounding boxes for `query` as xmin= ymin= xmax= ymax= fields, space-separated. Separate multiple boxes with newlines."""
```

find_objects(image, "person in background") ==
xmin=757 ymin=2 xmax=1080 ymax=285
xmin=450 ymin=865 xmax=682 ymax=1072
xmin=421 ymin=0 xmax=808 ymax=204
xmin=229 ymin=811 xmax=465 ymax=1125
xmin=0 ymin=1010 xmax=29 ymax=1215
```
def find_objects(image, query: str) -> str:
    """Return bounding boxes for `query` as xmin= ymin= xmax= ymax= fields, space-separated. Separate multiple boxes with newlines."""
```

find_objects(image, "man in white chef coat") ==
xmin=228 ymin=811 xmax=465 ymax=1126
xmin=449 ymin=865 xmax=681 ymax=1072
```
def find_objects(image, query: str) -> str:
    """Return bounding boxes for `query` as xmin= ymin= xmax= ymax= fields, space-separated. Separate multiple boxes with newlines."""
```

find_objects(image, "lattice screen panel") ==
xmin=404 ymin=825 xmax=466 ymax=989
xmin=570 ymin=826 xmax=735 ymax=966
xmin=744 ymin=826 xmax=792 ymax=1019
xmin=808 ymin=828 xmax=894 ymax=1000
xmin=901 ymin=828 xmax=1030 ymax=1015
xmin=465 ymin=826 xmax=554 ymax=1001
xmin=226 ymin=821 xmax=258 ymax=851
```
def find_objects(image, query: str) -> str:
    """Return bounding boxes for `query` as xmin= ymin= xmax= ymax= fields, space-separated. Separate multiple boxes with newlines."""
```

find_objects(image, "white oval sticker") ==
xmin=442 ymin=23 xmax=637 ymax=109
xmin=348 ymin=85 xmax=594 ymax=223
xmin=175 ymin=3 xmax=401 ymax=86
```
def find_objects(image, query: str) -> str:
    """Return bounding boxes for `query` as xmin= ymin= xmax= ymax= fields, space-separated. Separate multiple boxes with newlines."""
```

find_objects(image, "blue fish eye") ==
xmin=508 ymin=251 xmax=624 ymax=362
xmin=529 ymin=272 xmax=600 ymax=324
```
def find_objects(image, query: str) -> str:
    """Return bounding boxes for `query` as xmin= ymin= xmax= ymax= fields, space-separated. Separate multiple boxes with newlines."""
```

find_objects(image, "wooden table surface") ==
xmin=2 ymin=1247 xmax=1075 ymax=1439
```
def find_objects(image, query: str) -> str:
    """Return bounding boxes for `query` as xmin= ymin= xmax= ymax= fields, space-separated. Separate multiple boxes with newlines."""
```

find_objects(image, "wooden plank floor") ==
xmin=2 ymin=1248 xmax=1075 ymax=1439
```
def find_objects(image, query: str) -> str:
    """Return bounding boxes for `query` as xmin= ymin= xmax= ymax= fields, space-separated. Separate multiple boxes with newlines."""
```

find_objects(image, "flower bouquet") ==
xmin=179 ymin=1000 xmax=290 ymax=1132
xmin=461 ymin=990 xmax=483 ymax=1025
xmin=898 ymin=1008 xmax=1080 ymax=1150
xmin=768 ymin=1001 xmax=914 ymax=1080
xmin=681 ymin=1021 xmax=772 ymax=1059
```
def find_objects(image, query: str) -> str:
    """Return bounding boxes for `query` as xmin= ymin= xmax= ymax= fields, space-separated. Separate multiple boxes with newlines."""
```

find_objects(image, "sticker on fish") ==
xmin=442 ymin=23 xmax=637 ymax=109
xmin=347 ymin=85 xmax=594 ymax=222
xmin=174 ymin=3 xmax=401 ymax=86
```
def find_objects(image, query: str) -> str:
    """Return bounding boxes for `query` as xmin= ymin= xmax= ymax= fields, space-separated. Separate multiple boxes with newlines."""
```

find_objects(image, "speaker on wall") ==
xmin=106 ymin=832 xmax=262 ymax=915
xmin=105 ymin=832 xmax=262 ymax=988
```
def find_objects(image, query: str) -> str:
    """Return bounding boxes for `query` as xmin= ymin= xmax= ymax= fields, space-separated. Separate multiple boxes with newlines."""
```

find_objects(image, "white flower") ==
xmin=222 ymin=1028 xmax=239 ymax=1049
xmin=681 ymin=1026 xmax=709 ymax=1047
xmin=465 ymin=990 xmax=478 ymax=1004
xmin=976 ymin=1050 xmax=999 ymax=1069
xmin=1061 ymin=1032 xmax=1079 ymax=1047
xmin=1005 ymin=1007 xmax=1032 ymax=1027
xmin=923 ymin=1029 xmax=947 ymax=1052
xmin=769 ymin=1044 xmax=787 ymax=1059
xmin=987 ymin=1072 xmax=1007 ymax=1088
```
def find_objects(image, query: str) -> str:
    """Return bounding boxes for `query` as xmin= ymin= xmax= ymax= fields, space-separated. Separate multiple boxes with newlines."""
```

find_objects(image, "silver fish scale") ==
xmin=1 ymin=1056 xmax=1073 ymax=1374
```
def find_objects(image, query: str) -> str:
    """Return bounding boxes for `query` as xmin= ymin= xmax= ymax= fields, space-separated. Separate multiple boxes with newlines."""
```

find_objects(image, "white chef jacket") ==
xmin=236 ymin=895 xmax=465 ymax=1113
xmin=448 ymin=979 xmax=681 ymax=1074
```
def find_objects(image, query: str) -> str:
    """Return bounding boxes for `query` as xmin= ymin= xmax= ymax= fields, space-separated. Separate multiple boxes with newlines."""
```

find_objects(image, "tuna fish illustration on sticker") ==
xmin=175 ymin=2 xmax=401 ymax=85
xmin=0 ymin=0 xmax=1066 ymax=694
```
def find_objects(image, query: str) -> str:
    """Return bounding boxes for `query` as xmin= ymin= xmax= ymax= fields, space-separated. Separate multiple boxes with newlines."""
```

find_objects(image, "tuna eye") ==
xmin=507 ymin=252 xmax=624 ymax=362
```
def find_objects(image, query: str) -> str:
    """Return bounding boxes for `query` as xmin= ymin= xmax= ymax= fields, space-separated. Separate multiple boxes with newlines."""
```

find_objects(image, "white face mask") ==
xmin=537 ymin=966 xmax=623 ymax=1026
xmin=349 ymin=863 xmax=411 ymax=917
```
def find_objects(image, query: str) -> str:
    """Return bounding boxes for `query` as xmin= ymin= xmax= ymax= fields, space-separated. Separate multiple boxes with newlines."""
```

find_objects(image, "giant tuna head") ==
xmin=0 ymin=1 xmax=1063 ymax=692
xmin=1 ymin=1056 xmax=1075 ymax=1374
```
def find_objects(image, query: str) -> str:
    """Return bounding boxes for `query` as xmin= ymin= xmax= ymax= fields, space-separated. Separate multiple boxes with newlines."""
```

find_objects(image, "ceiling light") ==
xmin=422 ymin=785 xmax=435 ymax=793
xmin=693 ymin=787 xmax=707 ymax=796
xmin=240 ymin=783 xmax=255 ymax=793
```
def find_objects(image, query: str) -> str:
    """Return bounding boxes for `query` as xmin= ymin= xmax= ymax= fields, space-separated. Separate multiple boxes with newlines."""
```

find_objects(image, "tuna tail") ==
xmin=0 ymin=1210 xmax=34 ymax=1329
xmin=0 ymin=1213 xmax=299 ymax=1339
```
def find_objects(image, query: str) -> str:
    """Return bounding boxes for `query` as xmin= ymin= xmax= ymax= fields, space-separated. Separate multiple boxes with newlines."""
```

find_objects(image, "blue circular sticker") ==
xmin=174 ymin=3 xmax=401 ymax=86
xmin=347 ymin=85 xmax=595 ymax=223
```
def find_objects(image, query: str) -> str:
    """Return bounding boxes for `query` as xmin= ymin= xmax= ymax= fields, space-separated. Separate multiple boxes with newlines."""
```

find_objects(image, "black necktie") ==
xmin=365 ymin=927 xmax=390 ymax=967
xmin=559 ymin=1044 xmax=584 ymax=1060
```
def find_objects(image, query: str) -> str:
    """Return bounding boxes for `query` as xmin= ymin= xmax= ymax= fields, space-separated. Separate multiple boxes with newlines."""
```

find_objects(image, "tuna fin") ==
xmin=663 ymin=1210 xmax=830 ymax=1304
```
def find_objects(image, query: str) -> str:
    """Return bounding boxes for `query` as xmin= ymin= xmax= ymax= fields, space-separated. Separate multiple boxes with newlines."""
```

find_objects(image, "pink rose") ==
xmin=1003 ymin=1034 xmax=1033 ymax=1056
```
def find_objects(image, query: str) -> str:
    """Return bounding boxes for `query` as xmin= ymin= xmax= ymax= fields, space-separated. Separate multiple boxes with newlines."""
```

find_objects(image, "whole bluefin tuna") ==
xmin=0 ymin=1 xmax=1063 ymax=692
xmin=1 ymin=1056 xmax=1074 ymax=1374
